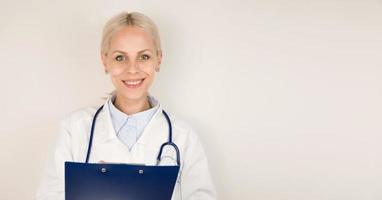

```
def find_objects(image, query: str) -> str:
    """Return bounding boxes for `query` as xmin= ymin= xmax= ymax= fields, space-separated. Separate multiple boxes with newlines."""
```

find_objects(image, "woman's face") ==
xmin=101 ymin=26 xmax=162 ymax=102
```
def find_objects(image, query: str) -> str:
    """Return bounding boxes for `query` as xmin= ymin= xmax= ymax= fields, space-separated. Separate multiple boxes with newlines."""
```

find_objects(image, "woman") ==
xmin=36 ymin=11 xmax=216 ymax=200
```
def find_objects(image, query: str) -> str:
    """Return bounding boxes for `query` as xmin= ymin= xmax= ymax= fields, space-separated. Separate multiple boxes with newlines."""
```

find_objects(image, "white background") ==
xmin=0 ymin=0 xmax=381 ymax=199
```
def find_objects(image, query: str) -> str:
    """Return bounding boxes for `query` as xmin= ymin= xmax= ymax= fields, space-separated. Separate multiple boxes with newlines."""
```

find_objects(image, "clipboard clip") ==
xmin=99 ymin=166 xmax=144 ymax=174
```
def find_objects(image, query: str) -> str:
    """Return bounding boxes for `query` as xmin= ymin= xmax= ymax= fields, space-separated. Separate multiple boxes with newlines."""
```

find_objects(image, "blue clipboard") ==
xmin=65 ymin=161 xmax=180 ymax=200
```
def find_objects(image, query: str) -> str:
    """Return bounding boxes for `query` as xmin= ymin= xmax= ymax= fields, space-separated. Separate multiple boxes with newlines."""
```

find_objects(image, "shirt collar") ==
xmin=107 ymin=94 xmax=159 ymax=133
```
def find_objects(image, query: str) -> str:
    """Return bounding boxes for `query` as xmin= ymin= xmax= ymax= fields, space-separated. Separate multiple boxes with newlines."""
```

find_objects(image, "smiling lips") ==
xmin=122 ymin=79 xmax=145 ymax=88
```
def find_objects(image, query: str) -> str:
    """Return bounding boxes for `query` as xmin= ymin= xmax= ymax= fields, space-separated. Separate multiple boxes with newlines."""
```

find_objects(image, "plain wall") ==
xmin=0 ymin=0 xmax=381 ymax=199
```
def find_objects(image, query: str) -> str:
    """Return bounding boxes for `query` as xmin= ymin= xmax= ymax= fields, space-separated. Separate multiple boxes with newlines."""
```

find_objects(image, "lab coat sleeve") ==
xmin=35 ymin=119 xmax=73 ymax=200
xmin=180 ymin=128 xmax=217 ymax=200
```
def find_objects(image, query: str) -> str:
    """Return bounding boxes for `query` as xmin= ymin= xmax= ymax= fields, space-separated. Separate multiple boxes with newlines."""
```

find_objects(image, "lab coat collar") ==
xmin=96 ymin=93 xmax=163 ymax=146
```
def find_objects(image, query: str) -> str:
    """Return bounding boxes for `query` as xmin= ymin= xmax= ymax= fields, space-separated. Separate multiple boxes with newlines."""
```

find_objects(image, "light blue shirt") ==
xmin=108 ymin=95 xmax=159 ymax=150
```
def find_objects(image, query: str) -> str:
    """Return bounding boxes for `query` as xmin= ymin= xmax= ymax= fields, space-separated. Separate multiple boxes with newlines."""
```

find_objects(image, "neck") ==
xmin=114 ymin=93 xmax=151 ymax=115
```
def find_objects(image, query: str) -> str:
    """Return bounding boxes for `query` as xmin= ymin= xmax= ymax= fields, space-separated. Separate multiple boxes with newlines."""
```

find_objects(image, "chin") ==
xmin=118 ymin=89 xmax=148 ymax=101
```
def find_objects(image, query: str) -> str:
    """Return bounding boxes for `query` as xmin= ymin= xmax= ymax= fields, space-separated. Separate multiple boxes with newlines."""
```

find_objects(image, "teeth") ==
xmin=124 ymin=79 xmax=143 ymax=85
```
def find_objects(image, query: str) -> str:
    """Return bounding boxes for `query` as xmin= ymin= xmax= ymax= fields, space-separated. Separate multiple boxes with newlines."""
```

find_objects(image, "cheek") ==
xmin=141 ymin=67 xmax=156 ymax=86
xmin=110 ymin=76 xmax=122 ymax=88
xmin=108 ymin=66 xmax=125 ymax=76
xmin=142 ymin=65 xmax=156 ymax=76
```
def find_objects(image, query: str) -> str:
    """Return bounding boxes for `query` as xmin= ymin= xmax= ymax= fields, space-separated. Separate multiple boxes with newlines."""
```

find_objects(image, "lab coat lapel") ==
xmin=133 ymin=102 xmax=166 ymax=165
xmin=89 ymin=96 xmax=132 ymax=163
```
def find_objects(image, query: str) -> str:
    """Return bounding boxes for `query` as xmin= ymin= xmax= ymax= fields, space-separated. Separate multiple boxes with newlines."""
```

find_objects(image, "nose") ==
xmin=124 ymin=60 xmax=140 ymax=74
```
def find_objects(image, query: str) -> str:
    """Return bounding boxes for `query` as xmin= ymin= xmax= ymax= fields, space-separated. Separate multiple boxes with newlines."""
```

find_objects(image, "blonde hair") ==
xmin=100 ymin=11 xmax=162 ymax=56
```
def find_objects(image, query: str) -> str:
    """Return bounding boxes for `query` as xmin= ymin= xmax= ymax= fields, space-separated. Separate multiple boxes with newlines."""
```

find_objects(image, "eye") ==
xmin=115 ymin=55 xmax=125 ymax=62
xmin=140 ymin=54 xmax=150 ymax=60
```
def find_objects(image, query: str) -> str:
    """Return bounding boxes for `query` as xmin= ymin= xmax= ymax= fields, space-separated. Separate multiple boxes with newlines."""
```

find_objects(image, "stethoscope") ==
xmin=84 ymin=105 xmax=181 ymax=166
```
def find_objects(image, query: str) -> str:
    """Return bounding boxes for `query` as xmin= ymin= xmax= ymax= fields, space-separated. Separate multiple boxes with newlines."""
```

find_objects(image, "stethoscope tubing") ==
xmin=85 ymin=105 xmax=181 ymax=166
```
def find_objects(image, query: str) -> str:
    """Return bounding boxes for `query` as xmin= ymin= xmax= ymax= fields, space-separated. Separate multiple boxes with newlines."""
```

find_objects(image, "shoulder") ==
xmin=59 ymin=105 xmax=99 ymax=130
xmin=163 ymin=111 xmax=201 ymax=143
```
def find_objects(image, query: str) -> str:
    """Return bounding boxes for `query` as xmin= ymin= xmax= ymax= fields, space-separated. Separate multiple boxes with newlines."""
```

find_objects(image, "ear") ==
xmin=101 ymin=52 xmax=108 ymax=73
xmin=156 ymin=50 xmax=163 ymax=71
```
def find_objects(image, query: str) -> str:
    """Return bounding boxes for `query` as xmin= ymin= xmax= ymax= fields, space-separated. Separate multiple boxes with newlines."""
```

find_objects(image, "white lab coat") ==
xmin=35 ymin=96 xmax=216 ymax=200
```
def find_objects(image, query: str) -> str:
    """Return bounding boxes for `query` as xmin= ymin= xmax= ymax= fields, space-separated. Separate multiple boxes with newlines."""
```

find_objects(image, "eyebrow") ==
xmin=111 ymin=49 xmax=151 ymax=54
